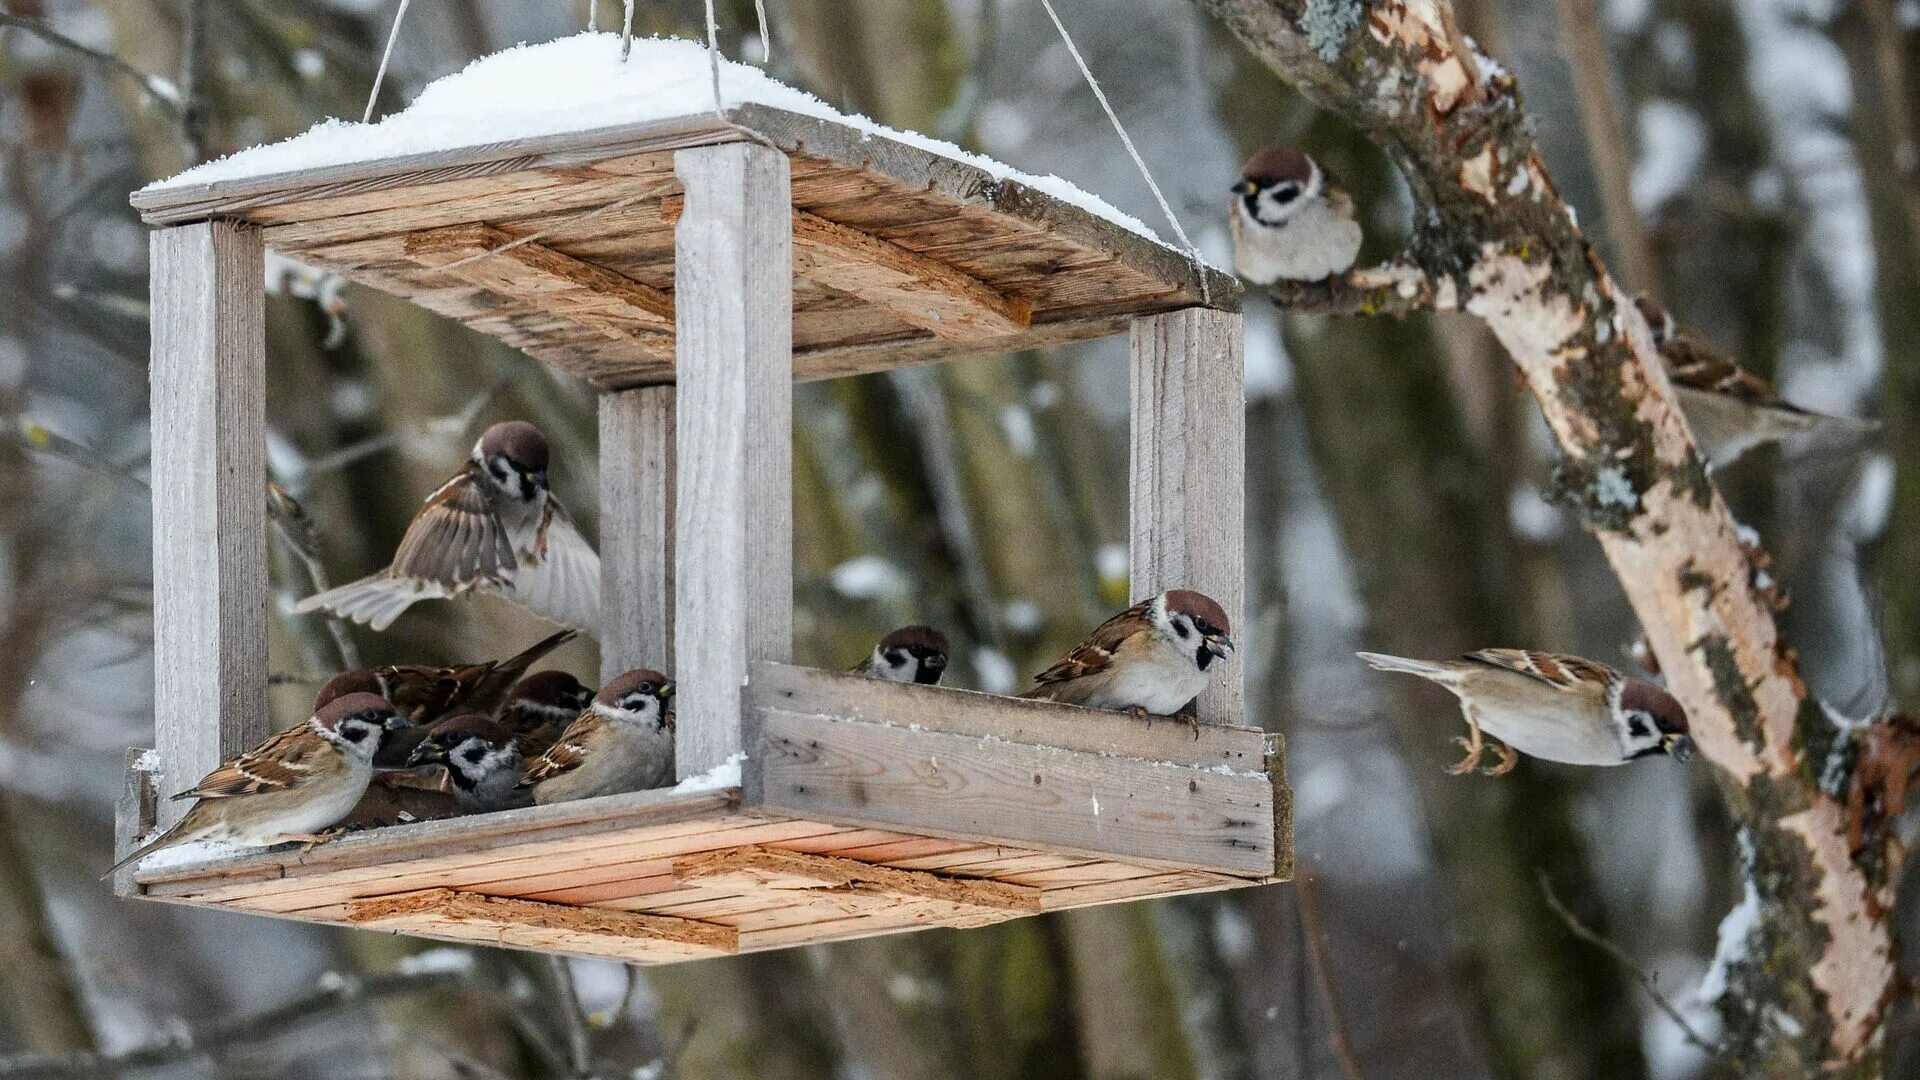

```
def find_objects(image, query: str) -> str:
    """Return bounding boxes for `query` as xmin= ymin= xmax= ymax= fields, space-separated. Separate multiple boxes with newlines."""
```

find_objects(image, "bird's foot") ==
xmin=1483 ymin=741 xmax=1521 ymax=776
xmin=276 ymin=827 xmax=349 ymax=854
xmin=1125 ymin=706 xmax=1151 ymax=725
xmin=1445 ymin=736 xmax=1485 ymax=776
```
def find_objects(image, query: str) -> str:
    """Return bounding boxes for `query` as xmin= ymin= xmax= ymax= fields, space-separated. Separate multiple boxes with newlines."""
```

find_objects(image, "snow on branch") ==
xmin=1196 ymin=0 xmax=1894 ymax=1067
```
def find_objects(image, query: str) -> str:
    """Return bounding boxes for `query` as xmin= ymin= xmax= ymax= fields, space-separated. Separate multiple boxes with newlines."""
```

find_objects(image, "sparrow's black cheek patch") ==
xmin=1195 ymin=646 xmax=1216 ymax=671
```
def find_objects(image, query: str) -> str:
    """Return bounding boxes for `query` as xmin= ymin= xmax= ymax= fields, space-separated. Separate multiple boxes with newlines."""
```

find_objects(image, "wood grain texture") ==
xmin=347 ymin=888 xmax=739 ymax=959
xmin=671 ymin=143 xmax=793 ymax=778
xmin=672 ymin=845 xmax=1042 ymax=914
xmin=600 ymin=387 xmax=676 ymax=680
xmin=403 ymin=222 xmax=675 ymax=345
xmin=749 ymin=707 xmax=1278 ymax=876
xmin=149 ymin=222 xmax=270 ymax=822
xmin=1129 ymin=309 xmax=1247 ymax=726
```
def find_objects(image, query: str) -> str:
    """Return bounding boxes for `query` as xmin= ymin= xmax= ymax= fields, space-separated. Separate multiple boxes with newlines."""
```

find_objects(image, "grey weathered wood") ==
xmin=672 ymin=143 xmax=793 ymax=779
xmin=749 ymin=707 xmax=1278 ymax=877
xmin=746 ymin=661 xmax=1266 ymax=774
xmin=600 ymin=386 xmax=677 ymax=681
xmin=112 ymin=750 xmax=158 ymax=897
xmin=150 ymin=222 xmax=270 ymax=823
xmin=1129 ymin=308 xmax=1246 ymax=726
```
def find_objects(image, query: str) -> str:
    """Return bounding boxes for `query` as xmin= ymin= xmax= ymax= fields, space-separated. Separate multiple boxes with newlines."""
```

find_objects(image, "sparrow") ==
xmin=294 ymin=421 xmax=601 ymax=633
xmin=105 ymin=693 xmax=407 ymax=877
xmin=312 ymin=628 xmax=577 ymax=767
xmin=852 ymin=625 xmax=951 ymax=685
xmin=1021 ymin=590 xmax=1235 ymax=718
xmin=1636 ymin=296 xmax=1878 ymax=469
xmin=1229 ymin=145 xmax=1363 ymax=284
xmin=497 ymin=669 xmax=595 ymax=759
xmin=519 ymin=669 xmax=676 ymax=805
xmin=1356 ymin=649 xmax=1694 ymax=775
xmin=406 ymin=715 xmax=531 ymax=814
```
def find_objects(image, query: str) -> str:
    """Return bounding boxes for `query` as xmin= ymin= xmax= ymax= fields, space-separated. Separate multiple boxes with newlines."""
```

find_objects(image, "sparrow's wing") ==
xmin=1465 ymin=649 xmax=1618 ymax=693
xmin=1030 ymin=601 xmax=1152 ymax=685
xmin=1664 ymin=337 xmax=1809 ymax=415
xmin=389 ymin=465 xmax=517 ymax=588
xmin=471 ymin=629 xmax=579 ymax=712
xmin=508 ymin=497 xmax=601 ymax=633
xmin=518 ymin=711 xmax=604 ymax=788
xmin=174 ymin=725 xmax=334 ymax=800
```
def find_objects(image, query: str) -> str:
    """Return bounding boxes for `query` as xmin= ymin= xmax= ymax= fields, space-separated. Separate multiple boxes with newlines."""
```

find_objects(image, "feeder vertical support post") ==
xmin=670 ymin=142 xmax=794 ymax=779
xmin=148 ymin=221 xmax=271 ymax=823
xmin=600 ymin=385 xmax=677 ymax=680
xmin=1128 ymin=308 xmax=1246 ymax=726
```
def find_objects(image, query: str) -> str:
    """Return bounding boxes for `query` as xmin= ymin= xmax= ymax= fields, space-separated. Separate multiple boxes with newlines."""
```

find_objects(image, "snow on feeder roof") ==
xmin=132 ymin=34 xmax=1238 ymax=388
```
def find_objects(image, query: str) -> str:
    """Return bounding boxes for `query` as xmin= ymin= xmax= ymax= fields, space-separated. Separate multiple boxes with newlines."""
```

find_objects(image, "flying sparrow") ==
xmin=406 ymin=715 xmax=531 ymax=814
xmin=1636 ymin=296 xmax=1877 ymax=469
xmin=1229 ymin=145 xmax=1363 ymax=285
xmin=312 ymin=628 xmax=577 ymax=767
xmin=1356 ymin=648 xmax=1694 ymax=775
xmin=1021 ymin=590 xmax=1235 ymax=718
xmin=853 ymin=625 xmax=951 ymax=685
xmin=519 ymin=669 xmax=676 ymax=805
xmin=294 ymin=421 xmax=601 ymax=632
xmin=498 ymin=669 xmax=594 ymax=759
xmin=106 ymin=693 xmax=406 ymax=877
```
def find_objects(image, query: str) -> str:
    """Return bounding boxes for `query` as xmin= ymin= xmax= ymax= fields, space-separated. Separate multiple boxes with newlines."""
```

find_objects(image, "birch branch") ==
xmin=1195 ymin=0 xmax=1895 ymax=1069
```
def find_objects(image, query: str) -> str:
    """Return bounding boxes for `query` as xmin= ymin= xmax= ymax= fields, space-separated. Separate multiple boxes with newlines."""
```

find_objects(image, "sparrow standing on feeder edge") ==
xmin=520 ymin=669 xmax=676 ymax=805
xmin=407 ymin=715 xmax=531 ymax=813
xmin=1021 ymin=589 xmax=1235 ymax=722
xmin=853 ymin=626 xmax=951 ymax=685
xmin=1356 ymin=648 xmax=1693 ymax=775
xmin=105 ymin=693 xmax=407 ymax=877
xmin=294 ymin=421 xmax=601 ymax=633
xmin=1229 ymin=145 xmax=1363 ymax=285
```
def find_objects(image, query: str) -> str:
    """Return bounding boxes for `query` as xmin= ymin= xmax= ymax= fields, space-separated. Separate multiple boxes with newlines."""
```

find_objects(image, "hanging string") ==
xmin=433 ymin=180 xmax=678 ymax=272
xmin=621 ymin=0 xmax=635 ymax=60
xmin=1035 ymin=0 xmax=1211 ymax=302
xmin=363 ymin=0 xmax=411 ymax=123
xmin=701 ymin=0 xmax=781 ymax=149
xmin=588 ymin=0 xmax=597 ymax=33
xmin=753 ymin=0 xmax=771 ymax=62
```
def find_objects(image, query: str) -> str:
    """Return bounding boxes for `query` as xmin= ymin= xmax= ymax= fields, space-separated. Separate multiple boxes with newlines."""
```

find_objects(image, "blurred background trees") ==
xmin=0 ymin=0 xmax=1907 ymax=1077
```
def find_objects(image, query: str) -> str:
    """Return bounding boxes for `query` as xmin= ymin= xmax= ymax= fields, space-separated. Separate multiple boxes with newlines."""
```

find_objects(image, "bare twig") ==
xmin=0 ymin=13 xmax=183 ymax=116
xmin=1538 ymin=872 xmax=1722 ymax=1056
xmin=1295 ymin=872 xmax=1364 ymax=1080
xmin=545 ymin=956 xmax=594 ymax=1078
xmin=1552 ymin=0 xmax=1659 ymax=293
xmin=177 ymin=0 xmax=210 ymax=160
xmin=1263 ymin=261 xmax=1456 ymax=318
xmin=293 ymin=377 xmax=511 ymax=480
xmin=267 ymin=482 xmax=360 ymax=669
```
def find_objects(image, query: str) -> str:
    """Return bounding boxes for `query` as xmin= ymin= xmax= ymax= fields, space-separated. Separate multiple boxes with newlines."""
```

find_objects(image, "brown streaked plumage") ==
xmin=499 ymin=669 xmax=594 ymax=759
xmin=407 ymin=714 xmax=529 ymax=813
xmin=1022 ymin=590 xmax=1235 ymax=717
xmin=520 ymin=669 xmax=676 ymax=805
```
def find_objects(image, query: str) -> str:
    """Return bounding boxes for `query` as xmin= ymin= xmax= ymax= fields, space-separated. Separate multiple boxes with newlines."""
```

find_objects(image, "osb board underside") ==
xmin=133 ymin=106 xmax=1238 ymax=388
xmin=140 ymin=803 xmax=1261 ymax=963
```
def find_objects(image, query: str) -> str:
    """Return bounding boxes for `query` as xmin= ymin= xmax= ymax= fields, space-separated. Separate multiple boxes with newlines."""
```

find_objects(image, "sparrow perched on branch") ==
xmin=313 ymin=628 xmax=577 ymax=767
xmin=106 ymin=693 xmax=407 ymax=877
xmin=1635 ymin=297 xmax=1878 ymax=469
xmin=407 ymin=715 xmax=531 ymax=814
xmin=1356 ymin=649 xmax=1693 ymax=775
xmin=498 ymin=669 xmax=595 ymax=760
xmin=853 ymin=626 xmax=951 ymax=685
xmin=1021 ymin=590 xmax=1235 ymax=717
xmin=520 ymin=669 xmax=676 ymax=805
xmin=294 ymin=421 xmax=601 ymax=633
xmin=1229 ymin=145 xmax=1363 ymax=284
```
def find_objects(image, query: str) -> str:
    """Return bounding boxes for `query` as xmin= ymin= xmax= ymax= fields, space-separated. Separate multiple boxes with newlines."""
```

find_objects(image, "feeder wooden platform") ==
xmin=121 ymin=100 xmax=1278 ymax=961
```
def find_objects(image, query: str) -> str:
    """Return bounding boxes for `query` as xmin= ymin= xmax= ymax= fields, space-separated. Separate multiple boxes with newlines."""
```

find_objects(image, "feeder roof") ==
xmin=133 ymin=35 xmax=1239 ymax=387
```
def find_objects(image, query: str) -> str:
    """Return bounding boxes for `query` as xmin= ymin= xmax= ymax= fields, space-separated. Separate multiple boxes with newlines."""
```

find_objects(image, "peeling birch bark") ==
xmin=1198 ymin=0 xmax=1898 ymax=1069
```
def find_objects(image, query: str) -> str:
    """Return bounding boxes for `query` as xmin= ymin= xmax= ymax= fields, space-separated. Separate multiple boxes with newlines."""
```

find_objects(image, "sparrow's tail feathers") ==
xmin=294 ymin=575 xmax=445 ymax=631
xmin=1355 ymin=652 xmax=1459 ymax=682
xmin=102 ymin=817 xmax=198 ymax=880
xmin=504 ymin=628 xmax=579 ymax=674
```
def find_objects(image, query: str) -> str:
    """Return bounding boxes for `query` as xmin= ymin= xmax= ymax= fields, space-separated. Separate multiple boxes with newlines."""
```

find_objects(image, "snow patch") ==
xmin=1697 ymin=877 xmax=1761 ymax=1005
xmin=397 ymin=948 xmax=476 ymax=976
xmin=131 ymin=839 xmax=244 ymax=873
xmin=674 ymin=752 xmax=745 ymax=794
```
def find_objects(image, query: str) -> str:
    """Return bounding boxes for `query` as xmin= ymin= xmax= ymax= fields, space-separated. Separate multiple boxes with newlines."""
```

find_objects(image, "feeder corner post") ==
xmin=669 ymin=141 xmax=794 ymax=780
xmin=1128 ymin=307 xmax=1247 ymax=727
xmin=148 ymin=220 xmax=271 ymax=824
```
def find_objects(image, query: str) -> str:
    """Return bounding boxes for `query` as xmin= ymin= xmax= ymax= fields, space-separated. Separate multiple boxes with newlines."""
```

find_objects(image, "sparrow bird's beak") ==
xmin=1231 ymin=179 xmax=1258 ymax=196
xmin=382 ymin=713 xmax=411 ymax=731
xmin=1664 ymin=733 xmax=1695 ymax=762
xmin=1205 ymin=633 xmax=1236 ymax=659
xmin=407 ymin=739 xmax=448 ymax=768
xmin=924 ymin=653 xmax=947 ymax=672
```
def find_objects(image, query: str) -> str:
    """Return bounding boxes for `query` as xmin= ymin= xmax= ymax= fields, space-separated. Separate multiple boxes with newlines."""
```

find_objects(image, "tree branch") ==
xmin=1196 ymin=0 xmax=1896 ymax=1068
xmin=0 ymin=13 xmax=183 ymax=118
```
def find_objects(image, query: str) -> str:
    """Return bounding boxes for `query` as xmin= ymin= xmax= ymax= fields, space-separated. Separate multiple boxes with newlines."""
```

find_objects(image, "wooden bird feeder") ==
xmin=117 ymin=101 xmax=1289 ymax=964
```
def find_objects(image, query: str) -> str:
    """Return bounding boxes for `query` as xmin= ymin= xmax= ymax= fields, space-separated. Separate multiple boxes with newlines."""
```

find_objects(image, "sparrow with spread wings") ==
xmin=295 ymin=421 xmax=600 ymax=633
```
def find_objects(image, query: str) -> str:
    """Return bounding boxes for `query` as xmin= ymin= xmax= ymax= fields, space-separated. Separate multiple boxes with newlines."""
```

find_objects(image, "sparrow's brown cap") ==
xmin=1633 ymin=295 xmax=1676 ymax=347
xmin=315 ymin=691 xmax=400 ymax=730
xmin=1239 ymin=145 xmax=1314 ymax=186
xmin=511 ymin=669 xmax=592 ymax=707
xmin=1621 ymin=679 xmax=1689 ymax=736
xmin=1164 ymin=589 xmax=1232 ymax=635
xmin=878 ymin=626 xmax=950 ymax=657
xmin=314 ymin=669 xmax=382 ymax=712
xmin=597 ymin=668 xmax=672 ymax=705
xmin=425 ymin=713 xmax=514 ymax=744
xmin=478 ymin=420 xmax=550 ymax=473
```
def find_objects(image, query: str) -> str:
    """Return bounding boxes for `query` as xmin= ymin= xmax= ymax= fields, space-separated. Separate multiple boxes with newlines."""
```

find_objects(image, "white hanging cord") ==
xmin=1035 ymin=0 xmax=1210 ymax=301
xmin=701 ymin=0 xmax=781 ymax=149
xmin=621 ymin=0 xmax=635 ymax=60
xmin=589 ymin=0 xmax=597 ymax=33
xmin=753 ymin=0 xmax=771 ymax=62
xmin=434 ymin=180 xmax=677 ymax=272
xmin=363 ymin=0 xmax=411 ymax=123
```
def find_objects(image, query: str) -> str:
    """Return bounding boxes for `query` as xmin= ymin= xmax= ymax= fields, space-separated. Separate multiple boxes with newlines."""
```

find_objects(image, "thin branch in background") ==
xmin=0 ymin=13 xmax=184 ymax=117
xmin=177 ymin=0 xmax=210 ymax=160
xmin=1295 ymin=871 xmax=1365 ymax=1080
xmin=267 ymin=482 xmax=360 ymax=670
xmin=294 ymin=376 xmax=511 ymax=480
xmin=1553 ymin=0 xmax=1660 ymax=294
xmin=544 ymin=956 xmax=594 ymax=1077
xmin=938 ymin=0 xmax=1001 ymax=142
xmin=364 ymin=0 xmax=411 ymax=123
xmin=1538 ymin=872 xmax=1723 ymax=1056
